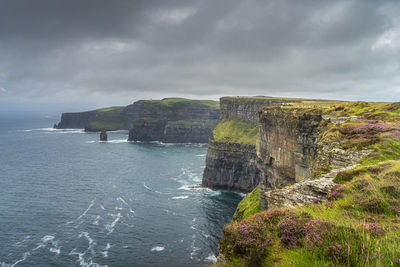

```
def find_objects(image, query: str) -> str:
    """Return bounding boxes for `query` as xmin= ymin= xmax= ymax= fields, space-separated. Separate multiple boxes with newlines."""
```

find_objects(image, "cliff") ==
xmin=217 ymin=101 xmax=400 ymax=266
xmin=202 ymin=97 xmax=294 ymax=193
xmin=55 ymin=106 xmax=125 ymax=131
xmin=126 ymin=98 xmax=219 ymax=143
xmin=55 ymin=98 xmax=219 ymax=143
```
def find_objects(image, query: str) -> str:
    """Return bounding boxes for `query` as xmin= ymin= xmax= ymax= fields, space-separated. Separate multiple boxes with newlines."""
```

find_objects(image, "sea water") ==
xmin=0 ymin=116 xmax=242 ymax=267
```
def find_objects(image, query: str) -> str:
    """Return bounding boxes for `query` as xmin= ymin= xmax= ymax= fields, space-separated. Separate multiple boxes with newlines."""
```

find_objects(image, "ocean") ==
xmin=0 ymin=116 xmax=242 ymax=267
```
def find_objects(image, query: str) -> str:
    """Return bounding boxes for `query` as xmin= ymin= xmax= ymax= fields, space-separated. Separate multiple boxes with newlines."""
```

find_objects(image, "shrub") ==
xmin=363 ymin=223 xmax=387 ymax=237
xmin=327 ymin=242 xmax=351 ymax=264
xmin=359 ymin=197 xmax=387 ymax=214
xmin=380 ymin=185 xmax=400 ymax=197
xmin=303 ymin=220 xmax=333 ymax=248
xmin=277 ymin=212 xmax=311 ymax=248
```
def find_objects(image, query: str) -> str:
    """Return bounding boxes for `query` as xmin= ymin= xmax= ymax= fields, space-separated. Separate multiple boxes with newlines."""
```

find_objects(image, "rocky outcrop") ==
xmin=100 ymin=131 xmax=108 ymax=141
xmin=202 ymin=97 xmax=291 ymax=193
xmin=258 ymin=107 xmax=323 ymax=209
xmin=127 ymin=99 xmax=219 ymax=143
xmin=202 ymin=140 xmax=260 ymax=193
xmin=220 ymin=97 xmax=295 ymax=123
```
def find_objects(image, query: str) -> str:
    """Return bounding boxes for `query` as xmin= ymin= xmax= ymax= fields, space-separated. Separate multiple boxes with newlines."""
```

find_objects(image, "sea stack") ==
xmin=100 ymin=130 xmax=108 ymax=141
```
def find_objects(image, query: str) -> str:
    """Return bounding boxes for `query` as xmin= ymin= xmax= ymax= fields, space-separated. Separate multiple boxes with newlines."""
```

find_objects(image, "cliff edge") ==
xmin=217 ymin=101 xmax=400 ymax=266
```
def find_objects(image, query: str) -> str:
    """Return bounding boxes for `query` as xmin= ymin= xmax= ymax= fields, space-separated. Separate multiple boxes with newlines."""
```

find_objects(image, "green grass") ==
xmin=232 ymin=186 xmax=262 ymax=223
xmin=95 ymin=106 xmax=125 ymax=112
xmin=167 ymin=120 xmax=217 ymax=127
xmin=145 ymin=98 xmax=219 ymax=109
xmin=213 ymin=119 xmax=259 ymax=145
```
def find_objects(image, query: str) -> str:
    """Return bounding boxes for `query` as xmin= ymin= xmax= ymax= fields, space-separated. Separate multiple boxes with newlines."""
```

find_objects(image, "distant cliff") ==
xmin=55 ymin=106 xmax=125 ymax=131
xmin=126 ymin=98 xmax=219 ymax=143
xmin=202 ymin=97 xmax=294 ymax=193
xmin=55 ymin=98 xmax=219 ymax=143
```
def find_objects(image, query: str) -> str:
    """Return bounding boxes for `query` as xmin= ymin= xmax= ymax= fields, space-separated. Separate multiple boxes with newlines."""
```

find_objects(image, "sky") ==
xmin=0 ymin=0 xmax=399 ymax=115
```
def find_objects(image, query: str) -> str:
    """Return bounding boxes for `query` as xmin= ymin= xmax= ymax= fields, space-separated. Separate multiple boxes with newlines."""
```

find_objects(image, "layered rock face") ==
xmin=127 ymin=99 xmax=219 ymax=143
xmin=202 ymin=97 xmax=290 ymax=193
xmin=220 ymin=97 xmax=294 ymax=123
xmin=258 ymin=107 xmax=323 ymax=209
xmin=202 ymin=141 xmax=260 ymax=193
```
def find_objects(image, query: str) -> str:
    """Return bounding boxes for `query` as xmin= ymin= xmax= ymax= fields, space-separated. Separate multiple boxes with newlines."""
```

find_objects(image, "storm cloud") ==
xmin=0 ymin=0 xmax=399 ymax=111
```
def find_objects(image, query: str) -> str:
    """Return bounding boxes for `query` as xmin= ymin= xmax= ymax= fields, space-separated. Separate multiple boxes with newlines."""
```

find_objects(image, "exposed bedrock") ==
xmin=127 ymin=99 xmax=219 ymax=143
xmin=201 ymin=97 xmax=292 ymax=193
xmin=258 ymin=107 xmax=323 ymax=209
xmin=202 ymin=140 xmax=260 ymax=193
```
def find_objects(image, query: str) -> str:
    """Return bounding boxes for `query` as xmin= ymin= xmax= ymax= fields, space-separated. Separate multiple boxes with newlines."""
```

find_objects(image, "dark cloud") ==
xmin=0 ymin=0 xmax=399 ymax=111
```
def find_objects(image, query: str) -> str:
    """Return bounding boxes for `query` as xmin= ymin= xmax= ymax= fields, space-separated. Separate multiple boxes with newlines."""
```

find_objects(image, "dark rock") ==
xmin=127 ymin=99 xmax=219 ymax=143
xmin=202 ymin=140 xmax=260 ymax=193
xmin=100 ymin=130 xmax=108 ymax=141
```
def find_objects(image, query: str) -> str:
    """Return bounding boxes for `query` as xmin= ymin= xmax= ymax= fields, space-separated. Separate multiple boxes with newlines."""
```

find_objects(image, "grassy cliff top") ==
xmin=95 ymin=106 xmax=125 ymax=112
xmin=217 ymin=101 xmax=400 ymax=267
xmin=212 ymin=119 xmax=259 ymax=145
xmin=145 ymin=97 xmax=219 ymax=109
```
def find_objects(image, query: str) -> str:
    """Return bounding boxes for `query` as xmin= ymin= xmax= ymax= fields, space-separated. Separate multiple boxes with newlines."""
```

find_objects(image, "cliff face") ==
xmin=127 ymin=98 xmax=220 ymax=143
xmin=202 ymin=97 xmax=291 ymax=193
xmin=257 ymin=107 xmax=323 ymax=208
xmin=202 ymin=140 xmax=260 ymax=193
xmin=220 ymin=97 xmax=295 ymax=123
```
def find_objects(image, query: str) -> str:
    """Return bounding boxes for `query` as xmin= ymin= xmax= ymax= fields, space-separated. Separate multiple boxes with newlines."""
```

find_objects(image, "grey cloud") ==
xmin=0 ymin=0 xmax=399 ymax=110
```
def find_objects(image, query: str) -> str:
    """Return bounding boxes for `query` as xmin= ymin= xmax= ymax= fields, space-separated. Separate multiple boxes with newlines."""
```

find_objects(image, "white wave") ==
xmin=117 ymin=197 xmax=128 ymax=205
xmin=101 ymin=243 xmax=112 ymax=258
xmin=67 ymin=200 xmax=95 ymax=224
xmin=107 ymin=139 xmax=128 ymax=143
xmin=114 ymin=207 xmax=123 ymax=210
xmin=93 ymin=215 xmax=101 ymax=225
xmin=179 ymin=184 xmax=204 ymax=191
xmin=143 ymin=183 xmax=151 ymax=191
xmin=196 ymin=154 xmax=206 ymax=157
xmin=151 ymin=246 xmax=165 ymax=252
xmin=49 ymin=247 xmax=61 ymax=255
xmin=105 ymin=213 xmax=121 ymax=235
xmin=172 ymin=196 xmax=189 ymax=200
xmin=129 ymin=208 xmax=135 ymax=214
xmin=34 ymin=128 xmax=85 ymax=134
xmin=9 ymin=251 xmax=30 ymax=267
xmin=79 ymin=232 xmax=94 ymax=245
xmin=100 ymin=205 xmax=105 ymax=210
xmin=41 ymin=235 xmax=55 ymax=242
xmin=205 ymin=254 xmax=217 ymax=263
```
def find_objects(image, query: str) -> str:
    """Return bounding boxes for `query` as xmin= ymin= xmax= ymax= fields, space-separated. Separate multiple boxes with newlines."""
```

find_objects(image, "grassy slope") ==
xmin=217 ymin=101 xmax=400 ymax=267
xmin=213 ymin=119 xmax=259 ymax=145
xmin=146 ymin=97 xmax=220 ymax=109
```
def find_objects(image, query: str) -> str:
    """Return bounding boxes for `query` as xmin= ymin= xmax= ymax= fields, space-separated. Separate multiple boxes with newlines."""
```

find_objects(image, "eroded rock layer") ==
xmin=258 ymin=107 xmax=323 ymax=209
xmin=202 ymin=97 xmax=291 ymax=193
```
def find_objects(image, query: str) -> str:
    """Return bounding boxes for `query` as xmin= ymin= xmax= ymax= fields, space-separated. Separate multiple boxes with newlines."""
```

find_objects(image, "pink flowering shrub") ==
xmin=220 ymin=209 xmax=287 ymax=264
xmin=277 ymin=212 xmax=311 ymax=248
xmin=327 ymin=242 xmax=351 ymax=264
xmin=363 ymin=224 xmax=387 ymax=237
